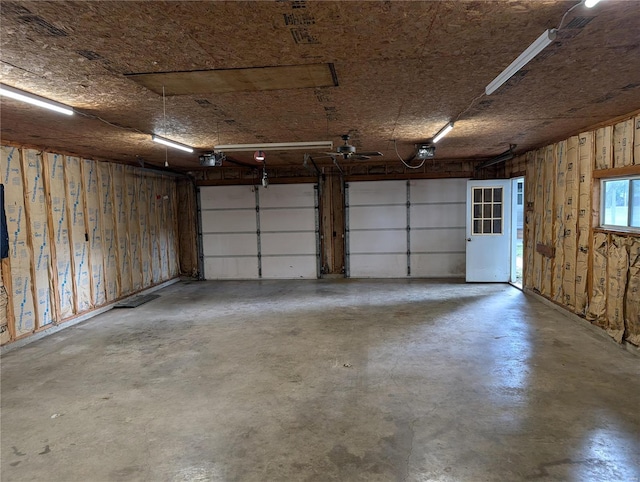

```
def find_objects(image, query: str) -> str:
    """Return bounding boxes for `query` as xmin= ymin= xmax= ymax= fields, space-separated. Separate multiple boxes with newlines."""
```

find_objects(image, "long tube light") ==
xmin=432 ymin=122 xmax=454 ymax=143
xmin=485 ymin=29 xmax=557 ymax=96
xmin=0 ymin=83 xmax=74 ymax=115
xmin=152 ymin=134 xmax=194 ymax=153
xmin=214 ymin=141 xmax=333 ymax=152
xmin=584 ymin=0 xmax=602 ymax=7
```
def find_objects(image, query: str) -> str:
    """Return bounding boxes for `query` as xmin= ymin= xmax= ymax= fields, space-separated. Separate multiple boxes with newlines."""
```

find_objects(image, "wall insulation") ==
xmin=509 ymin=113 xmax=639 ymax=346
xmin=0 ymin=145 xmax=180 ymax=346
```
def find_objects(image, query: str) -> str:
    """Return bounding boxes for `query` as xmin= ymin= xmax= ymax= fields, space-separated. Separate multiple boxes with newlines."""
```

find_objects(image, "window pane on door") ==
xmin=471 ymin=186 xmax=504 ymax=235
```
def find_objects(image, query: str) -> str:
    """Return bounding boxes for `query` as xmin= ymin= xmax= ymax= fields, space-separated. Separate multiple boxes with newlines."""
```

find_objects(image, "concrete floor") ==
xmin=1 ymin=280 xmax=639 ymax=482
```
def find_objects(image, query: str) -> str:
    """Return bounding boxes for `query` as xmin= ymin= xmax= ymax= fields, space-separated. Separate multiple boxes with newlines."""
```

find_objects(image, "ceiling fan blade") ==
xmin=357 ymin=151 xmax=383 ymax=157
xmin=321 ymin=152 xmax=338 ymax=156
xmin=352 ymin=155 xmax=371 ymax=161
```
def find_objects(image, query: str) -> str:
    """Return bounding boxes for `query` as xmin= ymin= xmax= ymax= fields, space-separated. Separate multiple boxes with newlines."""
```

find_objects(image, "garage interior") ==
xmin=1 ymin=1 xmax=639 ymax=481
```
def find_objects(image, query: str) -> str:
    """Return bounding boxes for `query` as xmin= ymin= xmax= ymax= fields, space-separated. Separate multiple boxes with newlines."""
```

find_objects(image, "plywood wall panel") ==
xmin=1 ymin=146 xmax=36 ymax=336
xmin=22 ymin=150 xmax=55 ymax=328
xmin=64 ymin=156 xmax=92 ymax=313
xmin=112 ymin=164 xmax=132 ymax=296
xmin=98 ymin=162 xmax=118 ymax=301
xmin=45 ymin=153 xmax=74 ymax=319
xmin=83 ymin=159 xmax=106 ymax=307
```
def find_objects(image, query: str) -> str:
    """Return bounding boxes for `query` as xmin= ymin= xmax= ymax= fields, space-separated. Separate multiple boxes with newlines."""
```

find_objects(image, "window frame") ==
xmin=599 ymin=175 xmax=640 ymax=233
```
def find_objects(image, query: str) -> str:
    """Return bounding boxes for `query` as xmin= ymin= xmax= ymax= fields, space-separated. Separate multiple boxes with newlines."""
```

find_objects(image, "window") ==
xmin=516 ymin=181 xmax=523 ymax=205
xmin=472 ymin=186 xmax=503 ymax=234
xmin=601 ymin=176 xmax=640 ymax=230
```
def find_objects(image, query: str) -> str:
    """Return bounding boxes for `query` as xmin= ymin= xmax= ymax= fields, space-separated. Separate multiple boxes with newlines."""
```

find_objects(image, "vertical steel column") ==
xmin=344 ymin=182 xmax=350 ymax=278
xmin=314 ymin=182 xmax=321 ymax=279
xmin=406 ymin=180 xmax=411 ymax=277
xmin=195 ymin=186 xmax=205 ymax=280
xmin=255 ymin=186 xmax=262 ymax=278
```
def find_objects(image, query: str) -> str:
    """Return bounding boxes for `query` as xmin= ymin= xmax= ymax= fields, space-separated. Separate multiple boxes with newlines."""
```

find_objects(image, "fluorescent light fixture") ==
xmin=432 ymin=122 xmax=454 ymax=143
xmin=0 ymin=83 xmax=73 ymax=115
xmin=151 ymin=134 xmax=194 ymax=153
xmin=214 ymin=141 xmax=333 ymax=152
xmin=485 ymin=29 xmax=557 ymax=96
xmin=584 ymin=0 xmax=602 ymax=7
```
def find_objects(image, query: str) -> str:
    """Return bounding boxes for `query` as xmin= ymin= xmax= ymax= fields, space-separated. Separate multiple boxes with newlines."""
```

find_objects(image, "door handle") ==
xmin=467 ymin=238 xmax=472 ymax=242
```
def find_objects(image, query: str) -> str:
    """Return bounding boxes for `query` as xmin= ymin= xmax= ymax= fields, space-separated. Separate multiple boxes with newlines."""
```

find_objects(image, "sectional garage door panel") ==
xmin=411 ymin=204 xmax=465 ymax=229
xmin=349 ymin=180 xmax=407 ymax=205
xmin=261 ymin=256 xmax=317 ymax=279
xmin=201 ymin=210 xmax=257 ymax=232
xmin=349 ymin=254 xmax=406 ymax=278
xmin=200 ymin=185 xmax=256 ymax=209
xmin=261 ymin=232 xmax=316 ymax=256
xmin=411 ymin=253 xmax=466 ymax=277
xmin=348 ymin=180 xmax=407 ymax=278
xmin=259 ymin=184 xmax=315 ymax=208
xmin=410 ymin=178 xmax=467 ymax=203
xmin=202 ymin=233 xmax=258 ymax=257
xmin=204 ymin=258 xmax=259 ymax=280
xmin=348 ymin=205 xmax=407 ymax=230
xmin=349 ymin=230 xmax=406 ymax=254
xmin=258 ymin=184 xmax=318 ymax=279
xmin=411 ymin=228 xmax=465 ymax=252
xmin=260 ymin=208 xmax=315 ymax=232
xmin=200 ymin=186 xmax=259 ymax=279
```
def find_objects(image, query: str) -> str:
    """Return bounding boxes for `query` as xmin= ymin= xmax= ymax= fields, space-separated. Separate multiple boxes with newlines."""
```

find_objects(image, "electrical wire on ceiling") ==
xmin=162 ymin=85 xmax=169 ymax=167
xmin=557 ymin=1 xmax=585 ymax=30
xmin=393 ymin=139 xmax=426 ymax=170
xmin=74 ymin=110 xmax=146 ymax=135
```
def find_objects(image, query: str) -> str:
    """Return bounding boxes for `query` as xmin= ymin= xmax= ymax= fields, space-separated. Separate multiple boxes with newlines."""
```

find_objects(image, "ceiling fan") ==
xmin=321 ymin=134 xmax=383 ymax=160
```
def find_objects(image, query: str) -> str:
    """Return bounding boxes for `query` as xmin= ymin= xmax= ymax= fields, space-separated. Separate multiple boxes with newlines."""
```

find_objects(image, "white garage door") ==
xmin=199 ymin=184 xmax=318 ymax=279
xmin=347 ymin=179 xmax=466 ymax=278
xmin=200 ymin=185 xmax=259 ymax=279
xmin=259 ymin=184 xmax=318 ymax=278
xmin=347 ymin=180 xmax=408 ymax=277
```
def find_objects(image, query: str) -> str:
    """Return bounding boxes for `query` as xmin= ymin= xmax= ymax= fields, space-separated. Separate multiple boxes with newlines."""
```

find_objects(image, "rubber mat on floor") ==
xmin=113 ymin=294 xmax=160 ymax=308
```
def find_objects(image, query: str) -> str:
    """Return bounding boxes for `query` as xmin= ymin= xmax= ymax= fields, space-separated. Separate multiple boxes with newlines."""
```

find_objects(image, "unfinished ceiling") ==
xmin=0 ymin=0 xmax=639 ymax=171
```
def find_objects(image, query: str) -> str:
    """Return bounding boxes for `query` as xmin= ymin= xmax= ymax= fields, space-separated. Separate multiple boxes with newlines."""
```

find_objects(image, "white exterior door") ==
xmin=466 ymin=180 xmax=512 ymax=282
